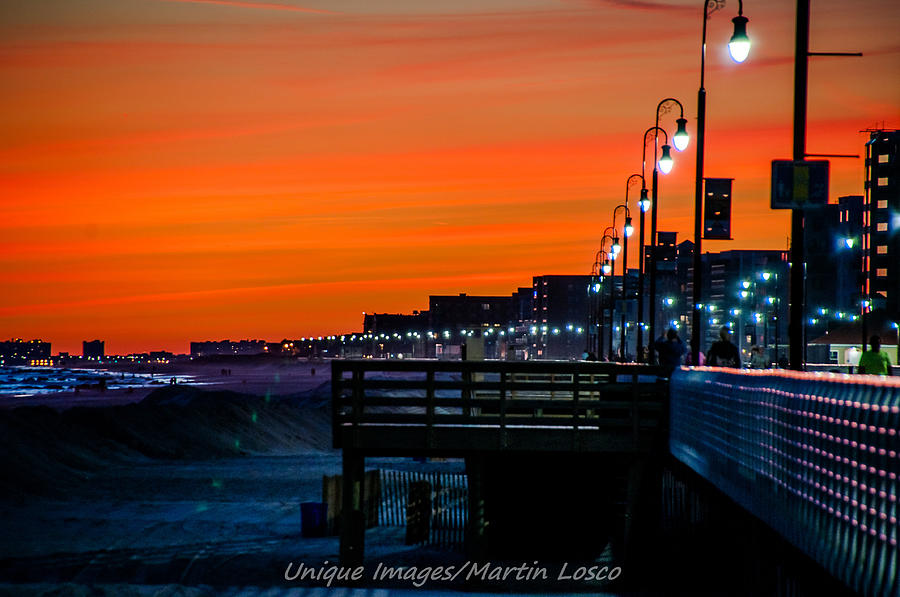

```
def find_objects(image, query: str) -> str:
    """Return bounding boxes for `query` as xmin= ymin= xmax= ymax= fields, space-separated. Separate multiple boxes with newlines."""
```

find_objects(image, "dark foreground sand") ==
xmin=1 ymin=362 xmax=618 ymax=596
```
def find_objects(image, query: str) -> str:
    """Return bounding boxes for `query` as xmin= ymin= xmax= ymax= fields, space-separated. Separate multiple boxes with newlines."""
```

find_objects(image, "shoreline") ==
xmin=0 ymin=359 xmax=330 ymax=410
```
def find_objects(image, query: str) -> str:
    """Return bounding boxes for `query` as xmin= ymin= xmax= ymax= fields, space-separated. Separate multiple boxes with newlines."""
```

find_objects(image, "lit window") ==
xmin=878 ymin=177 xmax=889 ymax=186
xmin=878 ymin=245 xmax=888 ymax=254
xmin=878 ymin=153 xmax=889 ymax=163
xmin=877 ymin=268 xmax=888 ymax=277
xmin=878 ymin=200 xmax=888 ymax=209
xmin=877 ymin=222 xmax=888 ymax=232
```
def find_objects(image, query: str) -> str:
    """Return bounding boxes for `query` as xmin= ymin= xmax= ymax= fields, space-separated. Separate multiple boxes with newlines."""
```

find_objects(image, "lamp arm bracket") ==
xmin=705 ymin=0 xmax=725 ymax=19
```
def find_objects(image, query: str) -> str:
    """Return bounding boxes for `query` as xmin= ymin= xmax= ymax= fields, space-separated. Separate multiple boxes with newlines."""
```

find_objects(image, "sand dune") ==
xmin=0 ymin=383 xmax=333 ymax=500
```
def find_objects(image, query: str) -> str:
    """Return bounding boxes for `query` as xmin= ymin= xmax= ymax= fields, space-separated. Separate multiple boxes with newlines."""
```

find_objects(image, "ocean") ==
xmin=0 ymin=366 xmax=189 ymax=398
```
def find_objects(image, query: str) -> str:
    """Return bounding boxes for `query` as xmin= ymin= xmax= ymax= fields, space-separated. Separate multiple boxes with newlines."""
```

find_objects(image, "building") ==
xmin=809 ymin=309 xmax=899 ymax=367
xmin=683 ymin=250 xmax=788 ymax=364
xmin=530 ymin=275 xmax=592 ymax=360
xmin=0 ymin=339 xmax=51 ymax=366
xmin=82 ymin=339 xmax=105 ymax=361
xmin=362 ymin=312 xmax=429 ymax=336
xmin=804 ymin=195 xmax=865 ymax=342
xmin=189 ymin=339 xmax=267 ymax=357
xmin=865 ymin=129 xmax=900 ymax=318
xmin=428 ymin=293 xmax=513 ymax=333
xmin=149 ymin=351 xmax=175 ymax=363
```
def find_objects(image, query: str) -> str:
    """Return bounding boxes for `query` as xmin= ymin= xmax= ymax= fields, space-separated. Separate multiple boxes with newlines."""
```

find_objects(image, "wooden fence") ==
xmin=379 ymin=469 xmax=468 ymax=548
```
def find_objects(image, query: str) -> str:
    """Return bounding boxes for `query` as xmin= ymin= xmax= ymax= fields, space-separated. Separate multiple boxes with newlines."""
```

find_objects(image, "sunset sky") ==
xmin=2 ymin=0 xmax=898 ymax=354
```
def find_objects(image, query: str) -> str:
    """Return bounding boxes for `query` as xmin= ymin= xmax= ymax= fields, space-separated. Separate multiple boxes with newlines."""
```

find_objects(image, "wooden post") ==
xmin=322 ymin=474 xmax=341 ymax=535
xmin=339 ymin=449 xmax=365 ymax=566
xmin=406 ymin=480 xmax=432 ymax=545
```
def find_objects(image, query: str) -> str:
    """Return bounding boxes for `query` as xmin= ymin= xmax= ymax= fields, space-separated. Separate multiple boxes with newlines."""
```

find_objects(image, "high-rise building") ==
xmin=82 ymin=339 xmax=105 ymax=361
xmin=864 ymin=129 xmax=900 ymax=318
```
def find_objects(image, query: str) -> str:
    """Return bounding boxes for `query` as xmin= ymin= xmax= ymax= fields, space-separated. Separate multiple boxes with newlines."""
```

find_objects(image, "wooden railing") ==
xmin=332 ymin=359 xmax=669 ymax=454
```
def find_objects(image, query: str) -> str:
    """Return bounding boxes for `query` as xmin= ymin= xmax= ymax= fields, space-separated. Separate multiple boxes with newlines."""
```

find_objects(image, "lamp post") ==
xmin=645 ymin=98 xmax=688 ymax=363
xmin=614 ymin=203 xmax=633 ymax=361
xmin=625 ymin=174 xmax=645 ymax=359
xmin=590 ymin=249 xmax=608 ymax=357
xmin=642 ymin=126 xmax=667 ymax=362
xmin=690 ymin=0 xmax=751 ymax=366
xmin=601 ymin=229 xmax=618 ymax=360
xmin=588 ymin=260 xmax=600 ymax=357
xmin=761 ymin=271 xmax=781 ymax=363
xmin=637 ymin=184 xmax=650 ymax=361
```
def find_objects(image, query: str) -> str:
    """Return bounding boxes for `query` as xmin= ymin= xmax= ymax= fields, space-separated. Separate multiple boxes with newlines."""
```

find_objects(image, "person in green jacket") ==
xmin=858 ymin=335 xmax=893 ymax=376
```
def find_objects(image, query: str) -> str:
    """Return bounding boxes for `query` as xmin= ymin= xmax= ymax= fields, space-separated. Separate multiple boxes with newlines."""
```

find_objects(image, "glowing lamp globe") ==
xmin=673 ymin=117 xmax=690 ymax=151
xmin=728 ymin=16 xmax=751 ymax=63
xmin=658 ymin=144 xmax=674 ymax=174
xmin=639 ymin=188 xmax=650 ymax=212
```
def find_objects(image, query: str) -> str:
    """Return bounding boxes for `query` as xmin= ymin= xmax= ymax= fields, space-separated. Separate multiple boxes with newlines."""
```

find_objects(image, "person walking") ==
xmin=653 ymin=328 xmax=686 ymax=375
xmin=749 ymin=345 xmax=768 ymax=369
xmin=858 ymin=335 xmax=892 ymax=376
xmin=707 ymin=326 xmax=741 ymax=368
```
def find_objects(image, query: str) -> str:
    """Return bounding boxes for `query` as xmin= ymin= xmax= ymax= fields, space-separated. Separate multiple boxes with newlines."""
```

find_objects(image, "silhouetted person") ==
xmin=749 ymin=345 xmax=767 ymax=369
xmin=707 ymin=326 xmax=740 ymax=368
xmin=654 ymin=328 xmax=686 ymax=375
xmin=858 ymin=335 xmax=892 ymax=376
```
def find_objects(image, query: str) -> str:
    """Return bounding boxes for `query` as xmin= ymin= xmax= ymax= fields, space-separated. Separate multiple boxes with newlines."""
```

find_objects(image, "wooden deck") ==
xmin=331 ymin=359 xmax=671 ymax=565
xmin=332 ymin=359 xmax=669 ymax=456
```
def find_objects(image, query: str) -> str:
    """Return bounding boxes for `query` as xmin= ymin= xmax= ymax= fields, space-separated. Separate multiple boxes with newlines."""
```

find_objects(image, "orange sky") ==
xmin=1 ymin=0 xmax=898 ymax=354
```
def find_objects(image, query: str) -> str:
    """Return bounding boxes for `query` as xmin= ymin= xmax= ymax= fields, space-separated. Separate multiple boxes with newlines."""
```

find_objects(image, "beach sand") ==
xmin=0 ymin=360 xmax=621 ymax=596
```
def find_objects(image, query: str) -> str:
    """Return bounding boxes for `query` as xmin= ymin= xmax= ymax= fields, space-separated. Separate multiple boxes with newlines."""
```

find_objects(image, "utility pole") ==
xmin=788 ymin=0 xmax=862 ymax=370
xmin=788 ymin=0 xmax=809 ymax=371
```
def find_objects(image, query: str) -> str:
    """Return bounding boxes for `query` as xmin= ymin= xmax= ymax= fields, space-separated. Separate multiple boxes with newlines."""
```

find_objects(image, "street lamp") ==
xmin=625 ymin=173 xmax=646 ymax=360
xmin=637 ymin=185 xmax=652 ymax=361
xmin=690 ymin=0 xmax=750 ymax=366
xmin=645 ymin=96 xmax=688 ymax=363
xmin=614 ymin=203 xmax=632 ymax=361
xmin=601 ymin=228 xmax=618 ymax=360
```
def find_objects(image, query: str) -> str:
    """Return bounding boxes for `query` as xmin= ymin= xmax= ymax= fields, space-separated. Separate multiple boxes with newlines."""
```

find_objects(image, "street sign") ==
xmin=771 ymin=159 xmax=829 ymax=209
xmin=703 ymin=178 xmax=733 ymax=240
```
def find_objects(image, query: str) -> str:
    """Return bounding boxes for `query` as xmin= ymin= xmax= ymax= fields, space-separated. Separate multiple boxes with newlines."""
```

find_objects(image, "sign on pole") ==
xmin=771 ymin=159 xmax=829 ymax=209
xmin=703 ymin=178 xmax=733 ymax=240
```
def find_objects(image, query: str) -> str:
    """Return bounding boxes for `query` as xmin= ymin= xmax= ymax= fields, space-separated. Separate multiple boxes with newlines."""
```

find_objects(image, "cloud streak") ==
xmin=158 ymin=0 xmax=341 ymax=15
